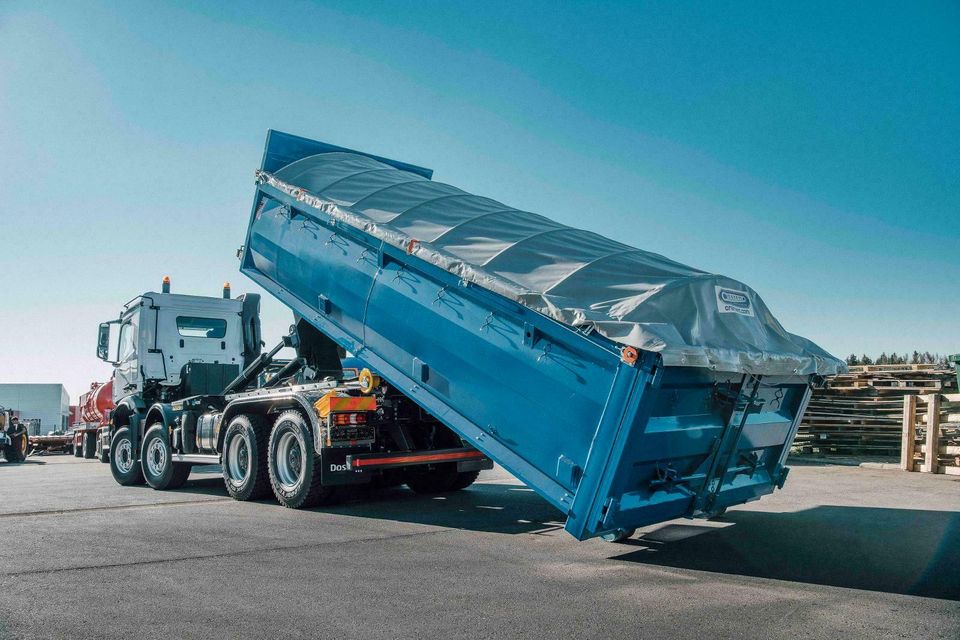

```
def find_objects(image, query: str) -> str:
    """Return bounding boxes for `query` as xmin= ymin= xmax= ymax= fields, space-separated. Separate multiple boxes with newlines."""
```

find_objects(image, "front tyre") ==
xmin=267 ymin=411 xmax=334 ymax=509
xmin=222 ymin=414 xmax=271 ymax=501
xmin=110 ymin=427 xmax=145 ymax=486
xmin=141 ymin=425 xmax=191 ymax=490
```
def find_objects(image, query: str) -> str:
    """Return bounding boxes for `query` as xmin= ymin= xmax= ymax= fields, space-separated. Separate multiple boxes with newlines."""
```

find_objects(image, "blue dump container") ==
xmin=240 ymin=130 xmax=844 ymax=540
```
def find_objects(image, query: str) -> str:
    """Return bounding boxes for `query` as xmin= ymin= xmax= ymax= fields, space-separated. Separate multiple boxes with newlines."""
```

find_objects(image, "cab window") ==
xmin=176 ymin=316 xmax=227 ymax=339
xmin=118 ymin=321 xmax=137 ymax=361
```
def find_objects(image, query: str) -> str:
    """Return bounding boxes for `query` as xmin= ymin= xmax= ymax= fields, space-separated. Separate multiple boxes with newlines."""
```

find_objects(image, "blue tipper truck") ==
xmin=237 ymin=130 xmax=844 ymax=541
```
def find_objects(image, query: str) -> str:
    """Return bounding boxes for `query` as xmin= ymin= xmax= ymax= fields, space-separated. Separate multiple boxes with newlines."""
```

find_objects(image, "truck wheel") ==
xmin=4 ymin=432 xmax=28 ymax=463
xmin=83 ymin=432 xmax=97 ymax=459
xmin=97 ymin=438 xmax=109 ymax=463
xmin=268 ymin=411 xmax=334 ymax=509
xmin=141 ymin=425 xmax=191 ymax=490
xmin=222 ymin=414 xmax=271 ymax=501
xmin=110 ymin=427 xmax=145 ymax=486
xmin=73 ymin=438 xmax=83 ymax=457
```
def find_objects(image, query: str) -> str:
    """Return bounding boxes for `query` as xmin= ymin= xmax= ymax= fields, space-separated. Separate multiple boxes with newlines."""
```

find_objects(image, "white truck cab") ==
xmin=97 ymin=279 xmax=261 ymax=406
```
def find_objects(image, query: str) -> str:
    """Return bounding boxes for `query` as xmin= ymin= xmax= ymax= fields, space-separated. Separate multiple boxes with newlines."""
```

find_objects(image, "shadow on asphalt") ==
xmin=608 ymin=506 xmax=960 ymax=601
xmin=322 ymin=483 xmax=567 ymax=535
xmin=175 ymin=472 xmax=567 ymax=536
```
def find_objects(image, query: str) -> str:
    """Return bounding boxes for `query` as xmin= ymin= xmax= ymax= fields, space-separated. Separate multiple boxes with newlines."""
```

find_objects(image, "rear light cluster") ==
xmin=332 ymin=412 xmax=367 ymax=426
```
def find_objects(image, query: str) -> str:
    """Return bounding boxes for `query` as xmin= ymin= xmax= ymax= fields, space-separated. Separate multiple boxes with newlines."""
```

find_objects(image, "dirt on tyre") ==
xmin=141 ymin=424 xmax=191 ymax=490
xmin=267 ymin=410 xmax=334 ymax=508
xmin=222 ymin=414 xmax=271 ymax=501
xmin=110 ymin=427 xmax=145 ymax=485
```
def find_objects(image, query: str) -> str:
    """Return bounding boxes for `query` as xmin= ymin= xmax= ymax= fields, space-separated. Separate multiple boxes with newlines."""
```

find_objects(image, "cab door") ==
xmin=113 ymin=317 xmax=141 ymax=400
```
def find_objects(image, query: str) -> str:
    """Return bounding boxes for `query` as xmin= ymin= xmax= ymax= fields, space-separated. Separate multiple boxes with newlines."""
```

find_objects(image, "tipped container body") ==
xmin=240 ymin=130 xmax=840 ymax=539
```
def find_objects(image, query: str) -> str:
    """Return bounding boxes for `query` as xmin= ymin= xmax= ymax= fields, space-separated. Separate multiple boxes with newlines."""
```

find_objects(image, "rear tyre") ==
xmin=141 ymin=425 xmax=191 ymax=490
xmin=222 ymin=414 xmax=271 ymax=501
xmin=73 ymin=438 xmax=83 ymax=457
xmin=97 ymin=436 xmax=109 ymax=463
xmin=82 ymin=432 xmax=97 ymax=459
xmin=110 ymin=427 xmax=145 ymax=486
xmin=3 ymin=432 xmax=28 ymax=463
xmin=268 ymin=410 xmax=334 ymax=509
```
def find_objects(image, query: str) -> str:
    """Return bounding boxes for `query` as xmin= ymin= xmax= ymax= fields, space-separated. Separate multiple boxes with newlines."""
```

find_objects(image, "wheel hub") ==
xmin=226 ymin=432 xmax=252 ymax=485
xmin=116 ymin=440 xmax=133 ymax=473
xmin=275 ymin=431 xmax=304 ymax=491
xmin=146 ymin=439 xmax=166 ymax=476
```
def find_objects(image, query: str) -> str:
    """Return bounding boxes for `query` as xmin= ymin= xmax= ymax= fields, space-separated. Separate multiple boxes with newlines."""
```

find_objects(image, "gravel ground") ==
xmin=0 ymin=456 xmax=957 ymax=639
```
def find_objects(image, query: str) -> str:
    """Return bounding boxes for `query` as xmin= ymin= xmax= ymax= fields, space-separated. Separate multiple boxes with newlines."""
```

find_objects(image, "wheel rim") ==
xmin=146 ymin=438 xmax=166 ymax=477
xmin=116 ymin=439 xmax=134 ymax=473
xmin=226 ymin=432 xmax=251 ymax=485
xmin=274 ymin=430 xmax=304 ymax=492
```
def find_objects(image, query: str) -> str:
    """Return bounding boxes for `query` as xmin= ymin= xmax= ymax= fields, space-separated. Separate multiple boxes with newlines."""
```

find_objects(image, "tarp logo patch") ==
xmin=715 ymin=286 xmax=754 ymax=317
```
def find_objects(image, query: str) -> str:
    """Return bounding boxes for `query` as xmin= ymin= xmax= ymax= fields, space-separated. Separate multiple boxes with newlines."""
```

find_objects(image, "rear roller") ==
xmin=600 ymin=528 xmax=636 ymax=543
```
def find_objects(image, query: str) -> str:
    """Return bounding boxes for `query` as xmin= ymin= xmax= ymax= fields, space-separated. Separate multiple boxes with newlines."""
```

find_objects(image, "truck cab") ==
xmin=97 ymin=279 xmax=260 ymax=406
xmin=97 ymin=277 xmax=489 ymax=504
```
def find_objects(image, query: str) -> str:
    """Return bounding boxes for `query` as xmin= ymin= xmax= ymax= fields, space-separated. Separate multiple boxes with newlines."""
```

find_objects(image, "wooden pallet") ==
xmin=795 ymin=368 xmax=958 ymax=458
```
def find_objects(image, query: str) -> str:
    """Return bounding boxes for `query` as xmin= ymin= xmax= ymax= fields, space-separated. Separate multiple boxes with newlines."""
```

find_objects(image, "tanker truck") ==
xmin=98 ymin=131 xmax=843 ymax=542
xmin=71 ymin=381 xmax=113 ymax=461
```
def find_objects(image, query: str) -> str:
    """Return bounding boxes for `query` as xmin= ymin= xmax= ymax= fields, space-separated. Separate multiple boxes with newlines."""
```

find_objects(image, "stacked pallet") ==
xmin=902 ymin=393 xmax=960 ymax=475
xmin=794 ymin=364 xmax=958 ymax=457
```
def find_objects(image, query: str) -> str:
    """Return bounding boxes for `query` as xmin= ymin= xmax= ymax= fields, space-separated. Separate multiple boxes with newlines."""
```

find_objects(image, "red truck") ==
xmin=72 ymin=381 xmax=113 ymax=461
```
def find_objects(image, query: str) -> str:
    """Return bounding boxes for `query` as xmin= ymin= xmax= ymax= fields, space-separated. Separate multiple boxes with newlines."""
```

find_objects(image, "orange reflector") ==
xmin=314 ymin=392 xmax=377 ymax=418
xmin=621 ymin=346 xmax=639 ymax=366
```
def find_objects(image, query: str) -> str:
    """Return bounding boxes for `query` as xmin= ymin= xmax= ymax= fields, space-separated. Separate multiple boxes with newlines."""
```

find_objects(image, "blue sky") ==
xmin=1 ymin=1 xmax=958 ymax=401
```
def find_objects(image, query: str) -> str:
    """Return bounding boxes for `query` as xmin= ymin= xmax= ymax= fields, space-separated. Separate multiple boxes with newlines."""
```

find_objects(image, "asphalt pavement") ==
xmin=0 ymin=456 xmax=957 ymax=639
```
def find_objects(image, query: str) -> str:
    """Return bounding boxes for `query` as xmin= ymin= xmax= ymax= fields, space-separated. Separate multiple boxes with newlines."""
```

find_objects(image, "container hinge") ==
xmin=556 ymin=455 xmax=581 ymax=486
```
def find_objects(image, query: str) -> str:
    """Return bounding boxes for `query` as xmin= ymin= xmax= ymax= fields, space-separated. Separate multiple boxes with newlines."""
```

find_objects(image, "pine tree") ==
xmin=861 ymin=354 xmax=874 ymax=365
xmin=846 ymin=354 xmax=860 ymax=366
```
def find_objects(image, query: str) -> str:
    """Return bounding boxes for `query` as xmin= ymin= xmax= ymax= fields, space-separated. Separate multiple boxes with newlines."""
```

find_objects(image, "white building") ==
xmin=0 ymin=384 xmax=70 ymax=434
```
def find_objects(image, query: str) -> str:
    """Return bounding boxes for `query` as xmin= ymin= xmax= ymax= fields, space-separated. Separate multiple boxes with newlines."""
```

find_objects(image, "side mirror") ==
xmin=97 ymin=322 xmax=117 ymax=363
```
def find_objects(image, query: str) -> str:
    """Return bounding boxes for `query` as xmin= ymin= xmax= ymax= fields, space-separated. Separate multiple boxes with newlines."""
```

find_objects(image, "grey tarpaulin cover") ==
xmin=257 ymin=152 xmax=844 ymax=376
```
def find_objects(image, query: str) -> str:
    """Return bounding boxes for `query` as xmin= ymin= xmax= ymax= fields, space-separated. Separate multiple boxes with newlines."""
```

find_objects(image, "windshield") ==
xmin=176 ymin=316 xmax=227 ymax=339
